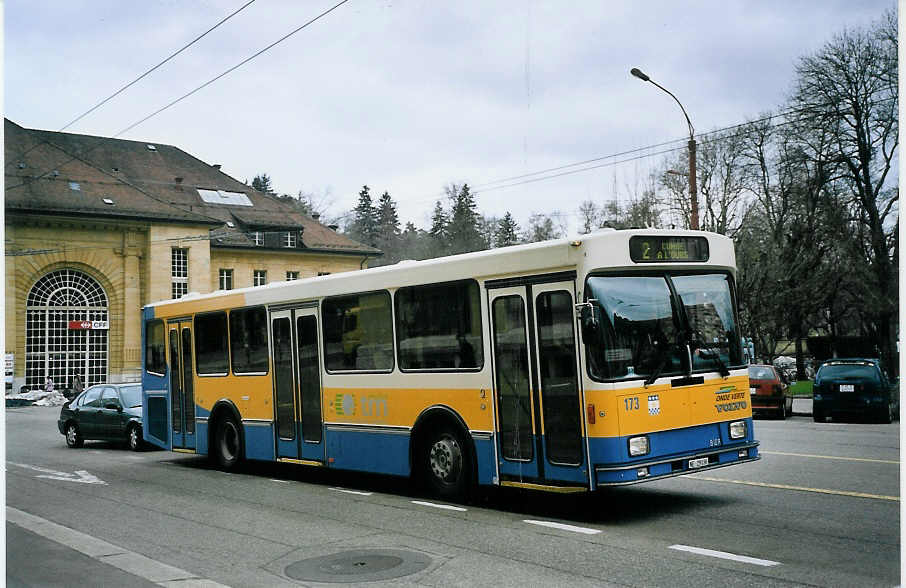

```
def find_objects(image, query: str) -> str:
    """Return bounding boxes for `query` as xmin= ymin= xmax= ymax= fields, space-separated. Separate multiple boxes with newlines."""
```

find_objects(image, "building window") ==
xmin=219 ymin=269 xmax=233 ymax=290
xmin=171 ymin=248 xmax=188 ymax=299
xmin=283 ymin=232 xmax=297 ymax=248
xmin=253 ymin=270 xmax=267 ymax=287
xmin=25 ymin=269 xmax=109 ymax=390
xmin=286 ymin=271 xmax=299 ymax=281
xmin=252 ymin=231 xmax=264 ymax=246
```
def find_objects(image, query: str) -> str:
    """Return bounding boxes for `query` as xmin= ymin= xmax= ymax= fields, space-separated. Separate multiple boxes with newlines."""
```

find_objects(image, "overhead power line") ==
xmin=59 ymin=0 xmax=259 ymax=132
xmin=114 ymin=0 xmax=351 ymax=138
xmin=6 ymin=0 xmax=352 ymax=193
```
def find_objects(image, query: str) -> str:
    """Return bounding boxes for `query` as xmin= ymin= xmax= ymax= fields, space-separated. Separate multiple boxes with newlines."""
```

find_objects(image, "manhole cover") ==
xmin=285 ymin=549 xmax=432 ymax=583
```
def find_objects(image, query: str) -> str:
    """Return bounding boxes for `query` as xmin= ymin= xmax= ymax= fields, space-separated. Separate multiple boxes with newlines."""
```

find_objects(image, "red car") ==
xmin=749 ymin=364 xmax=793 ymax=419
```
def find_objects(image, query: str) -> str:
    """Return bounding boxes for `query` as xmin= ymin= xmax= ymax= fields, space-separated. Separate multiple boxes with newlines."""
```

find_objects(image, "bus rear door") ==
xmin=489 ymin=277 xmax=589 ymax=488
xmin=271 ymin=306 xmax=325 ymax=464
xmin=168 ymin=319 xmax=195 ymax=450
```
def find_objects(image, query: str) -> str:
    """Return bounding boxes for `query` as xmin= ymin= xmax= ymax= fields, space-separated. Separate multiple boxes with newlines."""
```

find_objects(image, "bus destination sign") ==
xmin=629 ymin=236 xmax=709 ymax=263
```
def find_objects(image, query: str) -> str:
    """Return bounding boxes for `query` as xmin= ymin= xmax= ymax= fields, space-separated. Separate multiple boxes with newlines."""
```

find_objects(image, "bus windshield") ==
xmin=584 ymin=272 xmax=741 ymax=381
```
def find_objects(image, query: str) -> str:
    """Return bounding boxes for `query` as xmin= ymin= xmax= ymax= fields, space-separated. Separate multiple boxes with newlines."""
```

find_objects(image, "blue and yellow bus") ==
xmin=141 ymin=229 xmax=758 ymax=499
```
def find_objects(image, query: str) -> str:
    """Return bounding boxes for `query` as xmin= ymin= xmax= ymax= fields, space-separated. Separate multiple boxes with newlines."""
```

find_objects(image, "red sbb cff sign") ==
xmin=68 ymin=321 xmax=110 ymax=330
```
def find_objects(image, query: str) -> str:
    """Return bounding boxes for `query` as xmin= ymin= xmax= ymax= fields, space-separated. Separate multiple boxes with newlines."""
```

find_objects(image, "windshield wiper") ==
xmin=643 ymin=334 xmax=674 ymax=387
xmin=691 ymin=335 xmax=730 ymax=377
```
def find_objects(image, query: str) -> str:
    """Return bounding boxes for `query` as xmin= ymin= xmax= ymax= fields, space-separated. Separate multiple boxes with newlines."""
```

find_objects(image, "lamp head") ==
xmin=630 ymin=68 xmax=650 ymax=82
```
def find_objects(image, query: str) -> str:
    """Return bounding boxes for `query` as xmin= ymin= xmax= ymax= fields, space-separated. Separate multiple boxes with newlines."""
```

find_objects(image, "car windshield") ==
xmin=584 ymin=272 xmax=741 ymax=381
xmin=120 ymin=385 xmax=143 ymax=408
xmin=817 ymin=364 xmax=880 ymax=384
xmin=748 ymin=366 xmax=775 ymax=379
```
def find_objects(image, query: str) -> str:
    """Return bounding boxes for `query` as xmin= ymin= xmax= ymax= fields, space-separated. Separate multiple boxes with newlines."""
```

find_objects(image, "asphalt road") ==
xmin=6 ymin=406 xmax=900 ymax=587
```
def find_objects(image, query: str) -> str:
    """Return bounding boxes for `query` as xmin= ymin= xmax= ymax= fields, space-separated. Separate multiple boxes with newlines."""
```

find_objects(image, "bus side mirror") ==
xmin=575 ymin=300 xmax=599 ymax=341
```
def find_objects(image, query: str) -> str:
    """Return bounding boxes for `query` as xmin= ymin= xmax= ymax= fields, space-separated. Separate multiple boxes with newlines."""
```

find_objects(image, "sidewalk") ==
xmin=792 ymin=397 xmax=813 ymax=416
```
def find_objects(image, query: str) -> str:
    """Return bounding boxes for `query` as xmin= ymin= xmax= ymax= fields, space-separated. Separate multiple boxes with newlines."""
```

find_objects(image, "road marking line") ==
xmin=7 ymin=507 xmax=228 ymax=586
xmin=670 ymin=544 xmax=780 ymax=567
xmin=524 ymin=520 xmax=601 ymax=535
xmin=761 ymin=450 xmax=899 ymax=464
xmin=411 ymin=500 xmax=467 ymax=511
xmin=691 ymin=476 xmax=899 ymax=501
xmin=269 ymin=479 xmax=290 ymax=483
xmin=330 ymin=487 xmax=373 ymax=496
xmin=9 ymin=462 xmax=107 ymax=485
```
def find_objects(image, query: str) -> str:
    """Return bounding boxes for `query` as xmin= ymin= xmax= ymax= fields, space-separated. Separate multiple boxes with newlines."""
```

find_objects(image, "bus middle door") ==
xmin=271 ymin=306 xmax=325 ymax=464
xmin=489 ymin=279 xmax=588 ymax=488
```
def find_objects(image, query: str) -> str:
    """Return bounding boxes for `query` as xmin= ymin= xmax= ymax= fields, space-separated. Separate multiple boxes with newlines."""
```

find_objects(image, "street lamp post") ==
xmin=630 ymin=67 xmax=699 ymax=230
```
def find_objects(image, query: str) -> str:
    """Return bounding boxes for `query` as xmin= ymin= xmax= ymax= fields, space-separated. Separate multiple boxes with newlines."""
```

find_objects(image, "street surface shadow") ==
xmin=161 ymin=454 xmax=733 ymax=523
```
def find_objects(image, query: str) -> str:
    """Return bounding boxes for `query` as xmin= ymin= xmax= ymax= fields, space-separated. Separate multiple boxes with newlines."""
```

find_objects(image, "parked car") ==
xmin=812 ymin=358 xmax=898 ymax=423
xmin=58 ymin=383 xmax=145 ymax=450
xmin=749 ymin=364 xmax=793 ymax=419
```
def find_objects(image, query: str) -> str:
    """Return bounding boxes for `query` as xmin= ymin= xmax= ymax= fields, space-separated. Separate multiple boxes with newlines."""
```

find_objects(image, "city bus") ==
xmin=141 ymin=228 xmax=759 ymax=499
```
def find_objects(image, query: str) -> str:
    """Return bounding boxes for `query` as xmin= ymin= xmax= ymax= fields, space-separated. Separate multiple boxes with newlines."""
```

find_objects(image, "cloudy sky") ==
xmin=5 ymin=0 xmax=893 ymax=232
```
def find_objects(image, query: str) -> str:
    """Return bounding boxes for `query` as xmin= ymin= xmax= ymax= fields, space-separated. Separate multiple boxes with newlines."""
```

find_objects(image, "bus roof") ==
xmin=145 ymin=228 xmax=736 ymax=318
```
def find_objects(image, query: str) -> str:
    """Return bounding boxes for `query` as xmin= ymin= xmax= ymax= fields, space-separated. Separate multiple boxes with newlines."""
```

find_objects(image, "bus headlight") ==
xmin=628 ymin=436 xmax=649 ymax=456
xmin=729 ymin=420 xmax=747 ymax=440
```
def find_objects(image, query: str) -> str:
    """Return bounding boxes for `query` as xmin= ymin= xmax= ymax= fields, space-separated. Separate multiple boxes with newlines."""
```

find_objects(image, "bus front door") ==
xmin=168 ymin=320 xmax=195 ymax=450
xmin=271 ymin=306 xmax=325 ymax=464
xmin=489 ymin=280 xmax=588 ymax=487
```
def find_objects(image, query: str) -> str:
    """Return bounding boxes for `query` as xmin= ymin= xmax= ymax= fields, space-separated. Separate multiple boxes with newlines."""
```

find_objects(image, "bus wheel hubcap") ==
xmin=222 ymin=423 xmax=238 ymax=459
xmin=429 ymin=436 xmax=460 ymax=482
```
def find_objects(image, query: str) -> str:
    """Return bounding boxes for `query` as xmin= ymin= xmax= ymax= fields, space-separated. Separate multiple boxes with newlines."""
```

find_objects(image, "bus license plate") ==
xmin=840 ymin=384 xmax=854 ymax=392
xmin=688 ymin=457 xmax=709 ymax=469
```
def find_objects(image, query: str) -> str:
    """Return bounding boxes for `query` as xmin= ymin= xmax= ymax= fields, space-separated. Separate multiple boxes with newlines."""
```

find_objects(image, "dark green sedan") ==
xmin=58 ymin=383 xmax=145 ymax=451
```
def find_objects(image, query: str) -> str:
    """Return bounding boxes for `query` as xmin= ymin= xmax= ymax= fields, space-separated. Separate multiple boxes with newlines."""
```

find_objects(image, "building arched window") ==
xmin=25 ymin=269 xmax=109 ymax=390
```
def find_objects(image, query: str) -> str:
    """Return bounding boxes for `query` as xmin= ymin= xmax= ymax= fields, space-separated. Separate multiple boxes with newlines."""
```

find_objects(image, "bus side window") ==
xmin=145 ymin=320 xmax=166 ymax=375
xmin=229 ymin=307 xmax=269 ymax=374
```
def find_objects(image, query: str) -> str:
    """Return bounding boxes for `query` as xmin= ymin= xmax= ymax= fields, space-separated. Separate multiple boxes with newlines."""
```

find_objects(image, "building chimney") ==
xmin=328 ymin=224 xmax=339 ymax=232
xmin=175 ymin=177 xmax=183 ymax=184
xmin=212 ymin=164 xmax=222 ymax=170
xmin=312 ymin=213 xmax=321 ymax=221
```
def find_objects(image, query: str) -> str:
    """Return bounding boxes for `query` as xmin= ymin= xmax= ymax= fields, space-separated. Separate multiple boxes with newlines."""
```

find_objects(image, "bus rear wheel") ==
xmin=422 ymin=426 xmax=471 ymax=501
xmin=213 ymin=414 xmax=243 ymax=470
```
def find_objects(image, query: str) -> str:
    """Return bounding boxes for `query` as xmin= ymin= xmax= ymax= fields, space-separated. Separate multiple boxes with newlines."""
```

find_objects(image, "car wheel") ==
xmin=127 ymin=424 xmax=143 ymax=452
xmin=65 ymin=422 xmax=83 ymax=448
xmin=882 ymin=402 xmax=893 ymax=424
xmin=422 ymin=425 xmax=471 ymax=501
xmin=213 ymin=414 xmax=243 ymax=470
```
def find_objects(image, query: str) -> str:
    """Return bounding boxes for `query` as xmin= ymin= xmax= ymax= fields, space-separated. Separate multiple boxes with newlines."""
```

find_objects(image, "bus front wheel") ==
xmin=422 ymin=426 xmax=471 ymax=501
xmin=213 ymin=414 xmax=243 ymax=471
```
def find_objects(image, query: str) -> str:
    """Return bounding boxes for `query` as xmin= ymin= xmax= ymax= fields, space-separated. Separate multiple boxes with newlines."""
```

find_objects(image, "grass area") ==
xmin=789 ymin=380 xmax=813 ymax=397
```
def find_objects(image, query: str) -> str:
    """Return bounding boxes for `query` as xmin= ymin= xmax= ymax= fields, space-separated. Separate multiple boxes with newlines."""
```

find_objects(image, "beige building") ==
xmin=5 ymin=119 xmax=379 ymax=391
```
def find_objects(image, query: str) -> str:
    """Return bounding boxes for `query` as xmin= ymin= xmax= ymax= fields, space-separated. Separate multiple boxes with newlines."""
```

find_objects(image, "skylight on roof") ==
xmin=226 ymin=221 xmax=235 ymax=228
xmin=69 ymin=182 xmax=80 ymax=191
xmin=197 ymin=189 xmax=253 ymax=207
xmin=103 ymin=198 xmax=115 ymax=205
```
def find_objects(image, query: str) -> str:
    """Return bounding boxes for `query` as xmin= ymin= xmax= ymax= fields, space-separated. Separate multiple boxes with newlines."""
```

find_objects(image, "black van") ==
xmin=813 ymin=359 xmax=898 ymax=423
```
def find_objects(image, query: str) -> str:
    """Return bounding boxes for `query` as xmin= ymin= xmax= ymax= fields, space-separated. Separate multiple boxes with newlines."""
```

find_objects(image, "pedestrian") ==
xmin=71 ymin=375 xmax=83 ymax=396
xmin=44 ymin=376 xmax=54 ymax=394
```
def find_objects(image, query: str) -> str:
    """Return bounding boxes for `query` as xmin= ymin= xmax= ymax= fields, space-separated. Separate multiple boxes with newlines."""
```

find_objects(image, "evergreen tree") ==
xmin=374 ymin=191 xmax=402 ymax=265
xmin=447 ymin=183 xmax=483 ymax=255
xmin=348 ymin=185 xmax=378 ymax=248
xmin=251 ymin=173 xmax=275 ymax=194
xmin=494 ymin=212 xmax=520 ymax=247
xmin=428 ymin=200 xmax=450 ymax=256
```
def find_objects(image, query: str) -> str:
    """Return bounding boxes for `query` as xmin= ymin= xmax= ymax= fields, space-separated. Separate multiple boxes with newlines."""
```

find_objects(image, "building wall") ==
xmin=5 ymin=216 xmax=148 ymax=389
xmin=7 ymin=217 xmax=368 ymax=390
xmin=210 ymin=248 xmax=364 ymax=289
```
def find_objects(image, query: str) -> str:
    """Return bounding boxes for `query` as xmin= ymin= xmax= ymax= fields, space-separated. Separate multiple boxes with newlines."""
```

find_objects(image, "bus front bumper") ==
xmin=595 ymin=441 xmax=760 ymax=486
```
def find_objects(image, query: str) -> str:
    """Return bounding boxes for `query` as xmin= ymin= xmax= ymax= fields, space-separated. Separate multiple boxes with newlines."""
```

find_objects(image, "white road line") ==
xmin=523 ymin=520 xmax=601 ymax=535
xmin=7 ymin=507 xmax=229 ymax=586
xmin=670 ymin=544 xmax=780 ymax=567
xmin=330 ymin=487 xmax=373 ymax=496
xmin=760 ymin=450 xmax=899 ymax=464
xmin=411 ymin=500 xmax=467 ymax=512
xmin=269 ymin=479 xmax=290 ymax=483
